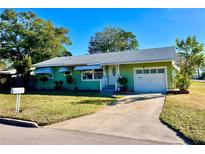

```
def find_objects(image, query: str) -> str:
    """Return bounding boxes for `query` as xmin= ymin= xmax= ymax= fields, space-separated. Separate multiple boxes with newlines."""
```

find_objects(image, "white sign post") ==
xmin=11 ymin=87 xmax=25 ymax=114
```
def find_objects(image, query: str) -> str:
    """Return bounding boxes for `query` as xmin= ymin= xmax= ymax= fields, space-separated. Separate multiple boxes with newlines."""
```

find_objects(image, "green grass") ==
xmin=0 ymin=91 xmax=117 ymax=126
xmin=160 ymin=81 xmax=205 ymax=144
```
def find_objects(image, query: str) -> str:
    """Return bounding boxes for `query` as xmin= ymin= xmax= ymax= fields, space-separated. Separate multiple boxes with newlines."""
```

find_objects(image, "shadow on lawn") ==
xmin=74 ymin=99 xmax=117 ymax=106
xmin=20 ymin=90 xmax=116 ymax=98
xmin=160 ymin=118 xmax=196 ymax=145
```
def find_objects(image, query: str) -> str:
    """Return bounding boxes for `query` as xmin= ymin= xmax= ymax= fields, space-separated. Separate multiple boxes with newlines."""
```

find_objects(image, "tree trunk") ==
xmin=198 ymin=67 xmax=200 ymax=78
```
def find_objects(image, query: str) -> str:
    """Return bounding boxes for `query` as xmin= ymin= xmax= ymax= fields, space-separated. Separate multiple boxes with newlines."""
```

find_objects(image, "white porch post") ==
xmin=103 ymin=65 xmax=106 ymax=76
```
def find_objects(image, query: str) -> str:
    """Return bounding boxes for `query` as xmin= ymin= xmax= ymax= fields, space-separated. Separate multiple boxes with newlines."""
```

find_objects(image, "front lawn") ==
xmin=160 ymin=81 xmax=205 ymax=144
xmin=0 ymin=91 xmax=116 ymax=126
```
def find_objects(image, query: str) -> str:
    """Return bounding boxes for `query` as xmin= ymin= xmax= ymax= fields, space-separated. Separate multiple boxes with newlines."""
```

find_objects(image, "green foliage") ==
xmin=176 ymin=36 xmax=204 ymax=90
xmin=13 ymin=56 xmax=32 ymax=75
xmin=0 ymin=91 xmax=116 ymax=126
xmin=118 ymin=77 xmax=128 ymax=91
xmin=61 ymin=50 xmax=72 ymax=56
xmin=195 ymin=53 xmax=205 ymax=78
xmin=0 ymin=9 xmax=72 ymax=64
xmin=0 ymin=74 xmax=11 ymax=90
xmin=201 ymin=72 xmax=205 ymax=78
xmin=160 ymin=82 xmax=205 ymax=144
xmin=176 ymin=73 xmax=190 ymax=91
xmin=0 ymin=60 xmax=6 ymax=70
xmin=66 ymin=75 xmax=74 ymax=84
xmin=39 ymin=75 xmax=49 ymax=84
xmin=195 ymin=53 xmax=205 ymax=68
xmin=54 ymin=80 xmax=64 ymax=90
xmin=88 ymin=27 xmax=138 ymax=54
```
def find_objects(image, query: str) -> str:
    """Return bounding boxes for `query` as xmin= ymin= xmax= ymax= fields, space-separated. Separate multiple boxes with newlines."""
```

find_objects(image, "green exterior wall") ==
xmin=119 ymin=61 xmax=173 ymax=91
xmin=35 ymin=66 xmax=100 ymax=90
xmin=35 ymin=61 xmax=173 ymax=91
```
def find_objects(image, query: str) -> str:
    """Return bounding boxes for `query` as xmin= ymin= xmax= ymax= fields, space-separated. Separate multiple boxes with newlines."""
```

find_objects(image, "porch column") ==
xmin=103 ymin=65 xmax=106 ymax=76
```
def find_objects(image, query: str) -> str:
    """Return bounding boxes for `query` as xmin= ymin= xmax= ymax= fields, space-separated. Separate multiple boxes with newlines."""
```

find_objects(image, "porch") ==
xmin=100 ymin=65 xmax=120 ymax=93
xmin=33 ymin=64 xmax=120 ymax=92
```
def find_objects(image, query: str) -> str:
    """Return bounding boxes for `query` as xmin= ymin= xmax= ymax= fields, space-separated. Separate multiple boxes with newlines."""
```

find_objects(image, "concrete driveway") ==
xmin=47 ymin=94 xmax=184 ymax=144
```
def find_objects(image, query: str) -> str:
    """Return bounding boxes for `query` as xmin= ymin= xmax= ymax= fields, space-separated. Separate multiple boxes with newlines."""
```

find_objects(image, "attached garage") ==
xmin=133 ymin=67 xmax=167 ymax=93
xmin=33 ymin=47 xmax=176 ymax=92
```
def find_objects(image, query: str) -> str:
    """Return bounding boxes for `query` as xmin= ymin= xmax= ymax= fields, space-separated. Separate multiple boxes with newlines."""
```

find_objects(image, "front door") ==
xmin=108 ymin=65 xmax=118 ymax=85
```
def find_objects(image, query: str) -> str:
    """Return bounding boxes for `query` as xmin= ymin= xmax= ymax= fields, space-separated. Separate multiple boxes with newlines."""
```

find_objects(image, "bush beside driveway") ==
xmin=160 ymin=81 xmax=205 ymax=144
xmin=0 ymin=91 xmax=116 ymax=126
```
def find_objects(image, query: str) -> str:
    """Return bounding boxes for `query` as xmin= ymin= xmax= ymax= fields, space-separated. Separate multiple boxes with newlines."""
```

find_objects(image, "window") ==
xmin=158 ymin=68 xmax=165 ymax=74
xmin=143 ymin=69 xmax=149 ymax=74
xmin=136 ymin=70 xmax=142 ymax=74
xmin=82 ymin=69 xmax=103 ymax=81
xmin=150 ymin=69 xmax=157 ymax=74
xmin=40 ymin=73 xmax=53 ymax=79
xmin=94 ymin=69 xmax=103 ymax=79
xmin=82 ymin=70 xmax=93 ymax=80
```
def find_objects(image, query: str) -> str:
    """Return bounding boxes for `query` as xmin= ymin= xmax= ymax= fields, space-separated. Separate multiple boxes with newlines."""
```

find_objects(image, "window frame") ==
xmin=143 ymin=69 xmax=150 ymax=74
xmin=81 ymin=69 xmax=103 ymax=81
xmin=158 ymin=68 xmax=165 ymax=74
xmin=150 ymin=69 xmax=157 ymax=74
xmin=136 ymin=69 xmax=143 ymax=74
xmin=40 ymin=73 xmax=53 ymax=80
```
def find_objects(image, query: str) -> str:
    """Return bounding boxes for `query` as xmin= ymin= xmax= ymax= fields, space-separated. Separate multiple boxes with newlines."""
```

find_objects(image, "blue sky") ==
xmin=2 ymin=8 xmax=205 ymax=55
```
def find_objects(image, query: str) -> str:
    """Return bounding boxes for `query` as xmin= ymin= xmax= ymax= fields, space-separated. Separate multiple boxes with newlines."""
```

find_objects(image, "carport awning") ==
xmin=34 ymin=68 xmax=53 ymax=74
xmin=74 ymin=65 xmax=102 ymax=71
xmin=58 ymin=67 xmax=70 ymax=73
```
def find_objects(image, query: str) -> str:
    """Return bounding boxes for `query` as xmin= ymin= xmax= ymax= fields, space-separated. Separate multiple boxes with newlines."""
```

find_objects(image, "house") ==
xmin=33 ymin=47 xmax=177 ymax=93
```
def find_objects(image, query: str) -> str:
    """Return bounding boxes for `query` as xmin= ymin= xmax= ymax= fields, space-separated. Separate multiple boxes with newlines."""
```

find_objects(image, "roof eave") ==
xmin=33 ymin=59 xmax=176 ymax=68
xmin=101 ymin=59 xmax=176 ymax=66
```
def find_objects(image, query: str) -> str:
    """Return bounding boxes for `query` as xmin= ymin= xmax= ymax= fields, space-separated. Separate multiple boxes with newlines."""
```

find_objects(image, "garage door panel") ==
xmin=134 ymin=68 xmax=166 ymax=93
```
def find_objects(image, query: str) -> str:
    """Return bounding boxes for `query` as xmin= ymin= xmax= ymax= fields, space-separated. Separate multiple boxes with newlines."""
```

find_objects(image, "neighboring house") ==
xmin=33 ymin=47 xmax=177 ymax=93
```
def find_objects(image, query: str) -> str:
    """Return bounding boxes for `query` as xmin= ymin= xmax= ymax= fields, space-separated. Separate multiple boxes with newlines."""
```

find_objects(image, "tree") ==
xmin=88 ymin=27 xmax=138 ymax=54
xmin=195 ymin=53 xmax=205 ymax=78
xmin=60 ymin=50 xmax=72 ymax=56
xmin=175 ymin=35 xmax=204 ymax=90
xmin=13 ymin=56 xmax=32 ymax=75
xmin=0 ymin=9 xmax=72 ymax=64
xmin=0 ymin=60 xmax=6 ymax=70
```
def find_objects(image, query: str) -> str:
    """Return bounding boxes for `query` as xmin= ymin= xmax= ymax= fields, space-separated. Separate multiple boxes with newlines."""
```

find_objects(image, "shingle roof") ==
xmin=33 ymin=47 xmax=176 ymax=67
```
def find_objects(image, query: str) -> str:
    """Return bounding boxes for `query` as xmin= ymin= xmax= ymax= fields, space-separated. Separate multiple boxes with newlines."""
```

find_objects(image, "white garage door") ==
xmin=134 ymin=68 xmax=167 ymax=93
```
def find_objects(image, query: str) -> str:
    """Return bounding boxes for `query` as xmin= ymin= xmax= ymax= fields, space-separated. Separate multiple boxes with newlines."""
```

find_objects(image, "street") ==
xmin=0 ymin=124 xmax=176 ymax=145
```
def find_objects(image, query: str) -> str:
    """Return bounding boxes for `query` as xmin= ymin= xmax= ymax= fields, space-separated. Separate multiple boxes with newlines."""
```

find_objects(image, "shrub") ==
xmin=66 ymin=75 xmax=74 ymax=84
xmin=66 ymin=75 xmax=75 ymax=90
xmin=118 ymin=77 xmax=128 ymax=91
xmin=202 ymin=72 xmax=205 ymax=78
xmin=176 ymin=74 xmax=190 ymax=91
xmin=54 ymin=80 xmax=64 ymax=90
xmin=0 ymin=74 xmax=11 ymax=90
xmin=39 ymin=76 xmax=49 ymax=84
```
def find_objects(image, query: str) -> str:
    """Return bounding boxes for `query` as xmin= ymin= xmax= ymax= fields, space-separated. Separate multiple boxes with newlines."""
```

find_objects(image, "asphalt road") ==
xmin=0 ymin=124 xmax=176 ymax=145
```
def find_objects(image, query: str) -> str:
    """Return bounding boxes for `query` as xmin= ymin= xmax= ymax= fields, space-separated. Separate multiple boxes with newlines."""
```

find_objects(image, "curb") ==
xmin=0 ymin=118 xmax=39 ymax=128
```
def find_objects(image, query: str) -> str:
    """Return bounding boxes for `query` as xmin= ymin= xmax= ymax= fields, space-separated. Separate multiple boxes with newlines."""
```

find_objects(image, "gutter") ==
xmin=33 ymin=59 xmax=176 ymax=68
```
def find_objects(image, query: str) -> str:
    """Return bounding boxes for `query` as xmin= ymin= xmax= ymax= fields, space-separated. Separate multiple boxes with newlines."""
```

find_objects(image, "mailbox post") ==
xmin=11 ymin=87 xmax=25 ymax=114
